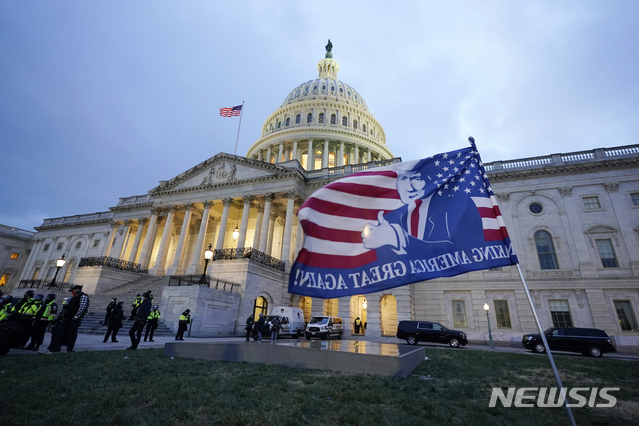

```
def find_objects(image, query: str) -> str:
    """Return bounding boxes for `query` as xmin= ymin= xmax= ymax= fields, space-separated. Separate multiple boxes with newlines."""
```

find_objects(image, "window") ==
xmin=631 ymin=193 xmax=639 ymax=207
xmin=32 ymin=268 xmax=40 ymax=280
xmin=583 ymin=196 xmax=601 ymax=210
xmin=75 ymin=242 xmax=82 ymax=250
xmin=301 ymin=153 xmax=308 ymax=169
xmin=596 ymin=239 xmax=618 ymax=268
xmin=43 ymin=244 xmax=50 ymax=252
xmin=452 ymin=300 xmax=468 ymax=328
xmin=277 ymin=121 xmax=281 ymax=129
xmin=306 ymin=113 xmax=312 ymax=123
xmin=253 ymin=296 xmax=268 ymax=320
xmin=342 ymin=116 xmax=347 ymax=126
xmin=286 ymin=117 xmax=290 ymax=126
xmin=330 ymin=114 xmax=336 ymax=125
xmin=549 ymin=300 xmax=573 ymax=328
xmin=318 ymin=113 xmax=324 ymax=124
xmin=93 ymin=239 xmax=101 ymax=248
xmin=362 ymin=124 xmax=366 ymax=133
xmin=534 ymin=230 xmax=559 ymax=269
xmin=56 ymin=242 xmax=64 ymax=251
xmin=353 ymin=120 xmax=358 ymax=129
xmin=0 ymin=274 xmax=8 ymax=286
xmin=328 ymin=152 xmax=336 ymax=168
xmin=314 ymin=150 xmax=322 ymax=170
xmin=10 ymin=253 xmax=19 ymax=260
xmin=529 ymin=202 xmax=543 ymax=214
xmin=295 ymin=114 xmax=301 ymax=124
xmin=614 ymin=301 xmax=638 ymax=331
xmin=494 ymin=300 xmax=512 ymax=328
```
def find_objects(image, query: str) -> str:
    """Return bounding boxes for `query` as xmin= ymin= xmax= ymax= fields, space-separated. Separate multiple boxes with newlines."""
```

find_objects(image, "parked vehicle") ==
xmin=268 ymin=306 xmax=305 ymax=338
xmin=305 ymin=316 xmax=343 ymax=340
xmin=396 ymin=320 xmax=468 ymax=348
xmin=522 ymin=327 xmax=616 ymax=358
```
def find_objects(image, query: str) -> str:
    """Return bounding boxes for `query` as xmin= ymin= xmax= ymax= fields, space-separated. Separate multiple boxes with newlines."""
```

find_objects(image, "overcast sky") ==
xmin=2 ymin=1 xmax=638 ymax=232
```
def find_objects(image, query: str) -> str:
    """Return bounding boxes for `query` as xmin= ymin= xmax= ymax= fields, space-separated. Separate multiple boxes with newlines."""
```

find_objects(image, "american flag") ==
xmin=289 ymin=142 xmax=518 ymax=297
xmin=220 ymin=105 xmax=243 ymax=117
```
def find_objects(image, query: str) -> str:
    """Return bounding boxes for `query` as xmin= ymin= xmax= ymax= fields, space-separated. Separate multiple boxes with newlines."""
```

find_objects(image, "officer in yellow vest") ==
xmin=175 ymin=309 xmax=191 ymax=341
xmin=25 ymin=293 xmax=57 ymax=351
xmin=144 ymin=305 xmax=161 ymax=342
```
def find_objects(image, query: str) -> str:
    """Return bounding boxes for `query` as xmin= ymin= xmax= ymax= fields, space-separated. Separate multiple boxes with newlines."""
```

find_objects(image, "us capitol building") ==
xmin=2 ymin=43 xmax=639 ymax=351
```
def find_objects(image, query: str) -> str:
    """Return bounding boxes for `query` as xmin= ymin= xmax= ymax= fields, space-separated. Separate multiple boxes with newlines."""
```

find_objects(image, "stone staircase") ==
xmin=78 ymin=311 xmax=175 ymax=337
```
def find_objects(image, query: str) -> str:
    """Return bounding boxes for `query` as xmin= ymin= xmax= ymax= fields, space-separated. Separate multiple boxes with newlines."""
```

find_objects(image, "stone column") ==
xmin=237 ymin=195 xmax=253 ymax=249
xmin=138 ymin=208 xmax=160 ymax=269
xmin=367 ymin=148 xmax=372 ymax=162
xmin=292 ymin=140 xmax=298 ymax=161
xmin=307 ymin=139 xmax=314 ymax=170
xmin=604 ymin=182 xmax=639 ymax=274
xmin=557 ymin=186 xmax=596 ymax=276
xmin=102 ymin=221 xmax=120 ymax=258
xmin=280 ymin=191 xmax=297 ymax=265
xmin=339 ymin=140 xmax=344 ymax=166
xmin=216 ymin=198 xmax=233 ymax=250
xmin=266 ymin=214 xmax=277 ymax=256
xmin=111 ymin=220 xmax=133 ymax=260
xmin=149 ymin=205 xmax=177 ymax=276
xmin=252 ymin=205 xmax=264 ymax=250
xmin=266 ymin=146 xmax=272 ymax=163
xmin=167 ymin=203 xmax=194 ymax=275
xmin=258 ymin=193 xmax=274 ymax=252
xmin=257 ymin=151 xmax=262 ymax=161
xmin=128 ymin=218 xmax=148 ymax=264
xmin=275 ymin=142 xmax=283 ymax=163
xmin=323 ymin=139 xmax=329 ymax=168
xmin=292 ymin=199 xmax=304 ymax=259
xmin=186 ymin=201 xmax=213 ymax=275
xmin=354 ymin=144 xmax=360 ymax=164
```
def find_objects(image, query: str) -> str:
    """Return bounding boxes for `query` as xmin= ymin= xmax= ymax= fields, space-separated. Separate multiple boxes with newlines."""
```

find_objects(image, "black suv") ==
xmin=397 ymin=321 xmax=468 ymax=348
xmin=522 ymin=327 xmax=616 ymax=358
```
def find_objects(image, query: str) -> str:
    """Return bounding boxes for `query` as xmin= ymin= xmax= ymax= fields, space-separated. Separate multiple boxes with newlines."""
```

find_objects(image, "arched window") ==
xmin=362 ymin=124 xmax=366 ymax=133
xmin=301 ymin=152 xmax=308 ymax=169
xmin=295 ymin=114 xmax=301 ymax=124
xmin=353 ymin=120 xmax=358 ymax=130
xmin=328 ymin=152 xmax=336 ymax=168
xmin=342 ymin=116 xmax=347 ymax=126
xmin=314 ymin=150 xmax=322 ymax=170
xmin=534 ymin=230 xmax=559 ymax=270
xmin=277 ymin=121 xmax=281 ymax=129
xmin=318 ymin=113 xmax=324 ymax=124
xmin=307 ymin=113 xmax=313 ymax=123
xmin=253 ymin=296 xmax=269 ymax=320
xmin=343 ymin=154 xmax=348 ymax=165
xmin=330 ymin=114 xmax=336 ymax=125
xmin=286 ymin=117 xmax=290 ymax=126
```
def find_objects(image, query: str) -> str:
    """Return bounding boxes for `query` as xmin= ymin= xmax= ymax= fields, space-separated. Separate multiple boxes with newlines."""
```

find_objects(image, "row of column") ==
xmin=103 ymin=193 xmax=302 ymax=277
xmin=255 ymin=138 xmax=380 ymax=170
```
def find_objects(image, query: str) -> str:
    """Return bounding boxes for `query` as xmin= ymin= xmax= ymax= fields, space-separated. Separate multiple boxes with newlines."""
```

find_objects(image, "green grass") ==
xmin=3 ymin=348 xmax=638 ymax=425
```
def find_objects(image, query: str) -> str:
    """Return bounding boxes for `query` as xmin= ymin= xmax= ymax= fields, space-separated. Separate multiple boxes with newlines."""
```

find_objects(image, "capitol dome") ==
xmin=246 ymin=41 xmax=393 ymax=171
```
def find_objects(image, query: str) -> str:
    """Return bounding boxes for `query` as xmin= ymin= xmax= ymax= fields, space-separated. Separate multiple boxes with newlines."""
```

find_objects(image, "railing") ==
xmin=18 ymin=279 xmax=74 ymax=292
xmin=213 ymin=248 xmax=286 ymax=272
xmin=168 ymin=275 xmax=240 ymax=293
xmin=78 ymin=256 xmax=148 ymax=274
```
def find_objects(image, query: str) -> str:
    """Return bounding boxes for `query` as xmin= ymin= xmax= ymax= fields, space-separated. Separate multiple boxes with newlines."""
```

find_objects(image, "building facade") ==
xmin=6 ymin=46 xmax=639 ymax=351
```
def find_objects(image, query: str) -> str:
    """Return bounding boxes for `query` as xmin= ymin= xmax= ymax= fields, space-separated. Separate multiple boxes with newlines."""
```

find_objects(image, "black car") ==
xmin=396 ymin=320 xmax=468 ymax=348
xmin=522 ymin=327 xmax=616 ymax=358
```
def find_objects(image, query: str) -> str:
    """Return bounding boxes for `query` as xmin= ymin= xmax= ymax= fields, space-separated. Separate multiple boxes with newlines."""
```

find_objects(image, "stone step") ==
xmin=78 ymin=312 xmax=175 ymax=336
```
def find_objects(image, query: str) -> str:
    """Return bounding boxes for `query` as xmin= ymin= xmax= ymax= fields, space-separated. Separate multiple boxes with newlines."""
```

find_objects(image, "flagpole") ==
xmin=516 ymin=264 xmax=576 ymax=426
xmin=233 ymin=101 xmax=244 ymax=156
xmin=468 ymin=136 xmax=575 ymax=425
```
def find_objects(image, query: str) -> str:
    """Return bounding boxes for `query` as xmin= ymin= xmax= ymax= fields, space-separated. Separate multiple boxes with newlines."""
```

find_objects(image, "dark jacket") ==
xmin=134 ymin=298 xmax=152 ymax=322
xmin=109 ymin=307 xmax=124 ymax=327
xmin=255 ymin=317 xmax=266 ymax=332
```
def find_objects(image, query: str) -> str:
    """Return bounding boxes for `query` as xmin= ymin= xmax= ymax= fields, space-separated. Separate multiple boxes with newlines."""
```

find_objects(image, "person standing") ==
xmin=144 ymin=305 xmax=161 ymax=342
xmin=354 ymin=317 xmax=362 ymax=334
xmin=0 ymin=295 xmax=14 ymax=322
xmin=255 ymin=313 xmax=266 ymax=341
xmin=19 ymin=294 xmax=43 ymax=348
xmin=129 ymin=293 xmax=142 ymax=320
xmin=245 ymin=315 xmax=254 ymax=342
xmin=270 ymin=316 xmax=281 ymax=342
xmin=127 ymin=291 xmax=151 ymax=350
xmin=25 ymin=293 xmax=57 ymax=351
xmin=103 ymin=301 xmax=124 ymax=343
xmin=47 ymin=285 xmax=90 ymax=353
xmin=103 ymin=298 xmax=117 ymax=325
xmin=9 ymin=290 xmax=35 ymax=321
xmin=175 ymin=309 xmax=191 ymax=341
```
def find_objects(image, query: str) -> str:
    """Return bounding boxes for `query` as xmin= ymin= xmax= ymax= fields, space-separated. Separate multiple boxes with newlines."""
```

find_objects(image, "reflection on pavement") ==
xmin=276 ymin=340 xmax=419 ymax=357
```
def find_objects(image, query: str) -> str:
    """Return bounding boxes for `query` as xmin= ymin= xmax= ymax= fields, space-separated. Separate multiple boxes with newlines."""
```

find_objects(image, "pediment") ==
xmin=149 ymin=153 xmax=296 ymax=193
xmin=585 ymin=225 xmax=618 ymax=234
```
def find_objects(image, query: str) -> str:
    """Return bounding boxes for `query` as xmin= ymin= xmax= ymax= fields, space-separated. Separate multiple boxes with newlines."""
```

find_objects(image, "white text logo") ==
xmin=488 ymin=387 xmax=619 ymax=408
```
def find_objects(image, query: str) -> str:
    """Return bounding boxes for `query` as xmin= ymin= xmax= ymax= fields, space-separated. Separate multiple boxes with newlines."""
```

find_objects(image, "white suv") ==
xmin=305 ymin=316 xmax=343 ymax=340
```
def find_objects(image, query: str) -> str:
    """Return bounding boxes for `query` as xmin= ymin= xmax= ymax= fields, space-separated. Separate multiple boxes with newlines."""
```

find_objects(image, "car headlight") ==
xmin=525 ymin=336 xmax=534 ymax=341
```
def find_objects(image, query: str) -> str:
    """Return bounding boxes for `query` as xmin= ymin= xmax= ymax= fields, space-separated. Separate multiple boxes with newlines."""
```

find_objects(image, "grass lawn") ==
xmin=3 ymin=347 xmax=638 ymax=425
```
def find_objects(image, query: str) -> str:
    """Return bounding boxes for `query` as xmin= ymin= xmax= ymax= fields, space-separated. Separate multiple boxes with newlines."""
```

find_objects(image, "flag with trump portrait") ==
xmin=288 ymin=138 xmax=519 ymax=298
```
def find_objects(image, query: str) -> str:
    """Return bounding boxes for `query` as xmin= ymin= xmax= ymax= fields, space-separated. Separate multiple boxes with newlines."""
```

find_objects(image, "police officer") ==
xmin=127 ymin=291 xmax=152 ymax=350
xmin=129 ymin=293 xmax=142 ymax=320
xmin=18 ymin=293 xmax=43 ymax=347
xmin=47 ymin=285 xmax=90 ymax=353
xmin=103 ymin=301 xmax=124 ymax=343
xmin=9 ymin=290 xmax=35 ymax=321
xmin=175 ymin=309 xmax=191 ymax=341
xmin=104 ymin=297 xmax=117 ymax=325
xmin=25 ymin=293 xmax=57 ymax=351
xmin=0 ymin=295 xmax=14 ymax=322
xmin=354 ymin=317 xmax=362 ymax=334
xmin=144 ymin=305 xmax=161 ymax=342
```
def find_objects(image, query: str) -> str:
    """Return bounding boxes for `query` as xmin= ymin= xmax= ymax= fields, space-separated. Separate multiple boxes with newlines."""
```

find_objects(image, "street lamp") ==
xmin=484 ymin=302 xmax=494 ymax=349
xmin=198 ymin=244 xmax=214 ymax=284
xmin=48 ymin=254 xmax=66 ymax=289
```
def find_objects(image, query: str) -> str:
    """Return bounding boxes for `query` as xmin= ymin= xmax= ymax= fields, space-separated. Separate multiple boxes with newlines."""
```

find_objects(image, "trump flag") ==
xmin=288 ymin=140 xmax=519 ymax=298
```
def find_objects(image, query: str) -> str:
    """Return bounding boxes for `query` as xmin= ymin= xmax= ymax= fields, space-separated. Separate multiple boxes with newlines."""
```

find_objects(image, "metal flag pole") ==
xmin=233 ymin=101 xmax=245 ymax=156
xmin=468 ymin=136 xmax=576 ymax=425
